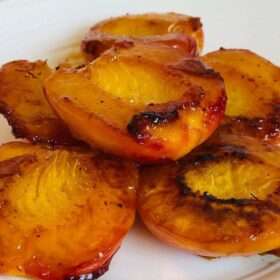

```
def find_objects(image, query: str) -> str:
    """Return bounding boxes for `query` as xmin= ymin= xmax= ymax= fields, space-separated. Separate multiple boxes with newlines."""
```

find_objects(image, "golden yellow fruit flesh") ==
xmin=45 ymin=43 xmax=226 ymax=163
xmin=0 ymin=142 xmax=138 ymax=279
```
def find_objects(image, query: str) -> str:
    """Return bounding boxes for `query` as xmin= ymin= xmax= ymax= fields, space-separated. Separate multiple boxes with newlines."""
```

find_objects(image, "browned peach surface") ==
xmin=0 ymin=142 xmax=138 ymax=279
xmin=202 ymin=49 xmax=280 ymax=145
xmin=45 ymin=43 xmax=226 ymax=163
xmin=138 ymin=138 xmax=280 ymax=257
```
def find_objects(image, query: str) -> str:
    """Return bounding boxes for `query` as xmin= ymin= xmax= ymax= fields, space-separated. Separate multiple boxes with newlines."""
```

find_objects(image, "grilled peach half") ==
xmin=81 ymin=12 xmax=203 ymax=60
xmin=138 ymin=139 xmax=280 ymax=257
xmin=0 ymin=142 xmax=138 ymax=279
xmin=45 ymin=43 xmax=226 ymax=163
xmin=0 ymin=60 xmax=81 ymax=145
xmin=202 ymin=49 xmax=280 ymax=145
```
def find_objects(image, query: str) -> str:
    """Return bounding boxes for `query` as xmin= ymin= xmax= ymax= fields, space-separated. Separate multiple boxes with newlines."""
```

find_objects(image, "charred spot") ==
xmin=11 ymin=126 xmax=26 ymax=139
xmin=75 ymin=64 xmax=86 ymax=70
xmin=187 ymin=153 xmax=219 ymax=165
xmin=12 ymin=63 xmax=36 ymax=75
xmin=82 ymin=39 xmax=103 ymax=53
xmin=142 ymin=110 xmax=179 ymax=124
xmin=229 ymin=150 xmax=247 ymax=160
xmin=201 ymin=192 xmax=248 ymax=206
xmin=81 ymin=32 xmax=134 ymax=59
xmin=0 ymin=154 xmax=37 ymax=178
xmin=169 ymin=57 xmax=221 ymax=78
xmin=62 ymin=96 xmax=71 ymax=103
xmin=189 ymin=17 xmax=202 ymax=31
xmin=176 ymin=173 xmax=193 ymax=196
xmin=273 ymin=186 xmax=280 ymax=195
xmin=25 ymin=71 xmax=37 ymax=79
xmin=127 ymin=108 xmax=179 ymax=142
xmin=81 ymin=37 xmax=109 ymax=59
xmin=127 ymin=81 xmax=216 ymax=142
xmin=30 ymin=134 xmax=85 ymax=147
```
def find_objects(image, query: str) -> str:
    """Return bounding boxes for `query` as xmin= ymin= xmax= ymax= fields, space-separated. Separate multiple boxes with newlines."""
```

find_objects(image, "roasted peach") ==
xmin=138 ymin=139 xmax=280 ymax=257
xmin=81 ymin=12 xmax=203 ymax=60
xmin=0 ymin=142 xmax=138 ymax=279
xmin=45 ymin=43 xmax=226 ymax=163
xmin=0 ymin=60 xmax=81 ymax=145
xmin=202 ymin=49 xmax=280 ymax=145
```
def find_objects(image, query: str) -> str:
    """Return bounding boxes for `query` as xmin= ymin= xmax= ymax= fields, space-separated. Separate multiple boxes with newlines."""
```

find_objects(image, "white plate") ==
xmin=0 ymin=0 xmax=280 ymax=279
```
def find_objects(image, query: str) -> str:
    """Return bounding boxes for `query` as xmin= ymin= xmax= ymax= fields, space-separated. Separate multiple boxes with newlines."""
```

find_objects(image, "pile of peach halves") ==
xmin=0 ymin=12 xmax=280 ymax=280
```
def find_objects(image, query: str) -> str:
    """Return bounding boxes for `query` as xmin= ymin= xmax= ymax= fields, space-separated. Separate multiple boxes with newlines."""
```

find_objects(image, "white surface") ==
xmin=0 ymin=0 xmax=280 ymax=279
